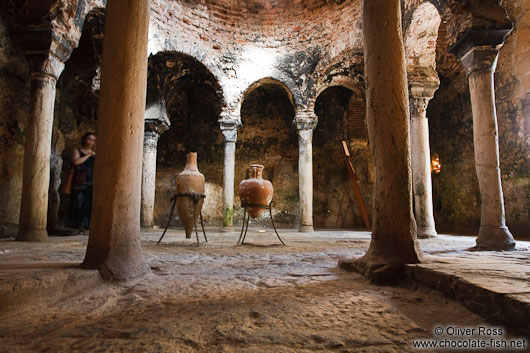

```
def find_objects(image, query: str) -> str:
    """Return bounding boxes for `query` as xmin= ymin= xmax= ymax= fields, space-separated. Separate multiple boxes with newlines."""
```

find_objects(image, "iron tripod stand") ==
xmin=157 ymin=192 xmax=208 ymax=246
xmin=237 ymin=201 xmax=286 ymax=246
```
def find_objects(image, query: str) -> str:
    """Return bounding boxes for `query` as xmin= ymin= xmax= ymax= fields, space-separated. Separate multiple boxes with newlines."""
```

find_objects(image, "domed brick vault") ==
xmin=0 ymin=0 xmax=529 ymax=266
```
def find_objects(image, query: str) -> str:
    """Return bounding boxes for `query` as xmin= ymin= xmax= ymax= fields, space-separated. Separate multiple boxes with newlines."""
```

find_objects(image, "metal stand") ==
xmin=157 ymin=192 xmax=207 ymax=246
xmin=237 ymin=201 xmax=286 ymax=246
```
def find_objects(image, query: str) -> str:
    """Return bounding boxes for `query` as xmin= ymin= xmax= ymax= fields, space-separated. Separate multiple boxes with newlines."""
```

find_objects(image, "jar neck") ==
xmin=184 ymin=152 xmax=198 ymax=171
xmin=251 ymin=166 xmax=263 ymax=179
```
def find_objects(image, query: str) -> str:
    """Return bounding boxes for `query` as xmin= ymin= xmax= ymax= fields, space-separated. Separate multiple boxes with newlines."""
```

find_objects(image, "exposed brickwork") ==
xmin=148 ymin=0 xmax=362 ymax=108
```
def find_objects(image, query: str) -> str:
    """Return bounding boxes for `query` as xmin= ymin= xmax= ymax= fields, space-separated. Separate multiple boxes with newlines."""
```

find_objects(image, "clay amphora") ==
xmin=176 ymin=152 xmax=205 ymax=238
xmin=238 ymin=164 xmax=273 ymax=219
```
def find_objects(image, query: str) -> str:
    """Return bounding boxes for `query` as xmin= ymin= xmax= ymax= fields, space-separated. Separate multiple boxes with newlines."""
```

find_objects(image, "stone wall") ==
xmin=237 ymin=83 xmax=299 ymax=228
xmin=0 ymin=12 xmax=29 ymax=236
xmin=313 ymin=86 xmax=373 ymax=229
xmin=428 ymin=0 xmax=530 ymax=238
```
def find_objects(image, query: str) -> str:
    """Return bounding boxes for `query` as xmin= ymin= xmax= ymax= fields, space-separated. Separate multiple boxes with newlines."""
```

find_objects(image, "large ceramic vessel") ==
xmin=176 ymin=152 xmax=205 ymax=238
xmin=238 ymin=164 xmax=273 ymax=218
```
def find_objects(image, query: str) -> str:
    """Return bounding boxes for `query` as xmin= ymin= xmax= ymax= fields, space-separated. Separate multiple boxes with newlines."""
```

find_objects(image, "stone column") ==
xmin=16 ymin=56 xmax=65 ymax=242
xmin=141 ymin=104 xmax=170 ymax=229
xmin=141 ymin=132 xmax=160 ymax=229
xmin=82 ymin=0 xmax=150 ymax=280
xmin=296 ymin=117 xmax=317 ymax=233
xmin=409 ymin=80 xmax=439 ymax=238
xmin=341 ymin=0 xmax=422 ymax=282
xmin=451 ymin=29 xmax=515 ymax=250
xmin=220 ymin=119 xmax=239 ymax=228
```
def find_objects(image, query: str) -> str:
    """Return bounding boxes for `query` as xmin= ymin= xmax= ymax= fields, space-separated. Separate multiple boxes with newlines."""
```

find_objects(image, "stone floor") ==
xmin=0 ymin=228 xmax=529 ymax=352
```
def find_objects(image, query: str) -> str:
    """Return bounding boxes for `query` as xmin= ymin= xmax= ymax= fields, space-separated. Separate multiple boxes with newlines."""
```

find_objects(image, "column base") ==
xmin=417 ymin=226 xmax=437 ymax=239
xmin=141 ymin=225 xmax=154 ymax=232
xmin=475 ymin=225 xmax=516 ymax=250
xmin=16 ymin=228 xmax=48 ymax=242
xmin=0 ymin=225 xmax=17 ymax=238
xmin=299 ymin=225 xmax=314 ymax=233
xmin=221 ymin=226 xmax=234 ymax=233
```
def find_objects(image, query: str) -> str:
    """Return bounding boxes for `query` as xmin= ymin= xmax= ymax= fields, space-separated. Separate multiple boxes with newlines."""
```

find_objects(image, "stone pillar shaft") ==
xmin=297 ymin=121 xmax=316 ymax=233
xmin=82 ymin=0 xmax=150 ymax=280
xmin=141 ymin=132 xmax=159 ymax=228
xmin=451 ymin=30 xmax=516 ymax=250
xmin=410 ymin=97 xmax=437 ymax=238
xmin=221 ymin=124 xmax=237 ymax=228
xmin=356 ymin=0 xmax=422 ymax=273
xmin=17 ymin=58 xmax=64 ymax=242
xmin=468 ymin=65 xmax=515 ymax=249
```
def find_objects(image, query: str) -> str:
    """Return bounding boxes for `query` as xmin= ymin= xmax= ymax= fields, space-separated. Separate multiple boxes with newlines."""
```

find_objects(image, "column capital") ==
xmin=145 ymin=119 xmax=169 ymax=136
xmin=14 ymin=28 xmax=72 ymax=80
xmin=219 ymin=119 xmax=240 ymax=142
xmin=408 ymin=69 xmax=440 ymax=100
xmin=29 ymin=54 xmax=66 ymax=82
xmin=145 ymin=100 xmax=170 ymax=136
xmin=409 ymin=97 xmax=430 ymax=117
xmin=143 ymin=131 xmax=160 ymax=148
xmin=449 ymin=28 xmax=511 ymax=75
xmin=294 ymin=110 xmax=318 ymax=131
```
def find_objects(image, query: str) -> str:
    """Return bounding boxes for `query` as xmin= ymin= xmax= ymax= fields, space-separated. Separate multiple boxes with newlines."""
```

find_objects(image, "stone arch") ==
xmin=313 ymin=75 xmax=364 ymax=110
xmin=147 ymin=51 xmax=226 ymax=226
xmin=404 ymin=2 xmax=441 ymax=73
xmin=240 ymin=77 xmax=297 ymax=117
xmin=310 ymin=52 xmax=365 ymax=114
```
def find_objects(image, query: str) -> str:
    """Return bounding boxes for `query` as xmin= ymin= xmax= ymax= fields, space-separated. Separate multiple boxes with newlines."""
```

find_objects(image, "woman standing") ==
xmin=69 ymin=132 xmax=96 ymax=235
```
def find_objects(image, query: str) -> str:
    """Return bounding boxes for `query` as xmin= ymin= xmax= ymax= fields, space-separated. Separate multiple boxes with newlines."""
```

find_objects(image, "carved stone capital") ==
xmin=15 ymin=29 xmax=72 ymax=80
xmin=30 ymin=55 xmax=66 ymax=82
xmin=143 ymin=131 xmax=160 ymax=149
xmin=294 ymin=111 xmax=318 ymax=131
xmin=145 ymin=99 xmax=170 ymax=135
xmin=408 ymin=69 xmax=440 ymax=100
xmin=219 ymin=119 xmax=240 ymax=143
xmin=409 ymin=97 xmax=430 ymax=120
xmin=449 ymin=28 xmax=511 ymax=75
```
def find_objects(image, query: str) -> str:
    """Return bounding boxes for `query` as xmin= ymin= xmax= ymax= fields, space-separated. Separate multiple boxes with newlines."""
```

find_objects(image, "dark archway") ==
xmin=238 ymin=79 xmax=298 ymax=227
xmin=52 ymin=8 xmax=104 ymax=230
xmin=313 ymin=85 xmax=373 ymax=229
xmin=148 ymin=51 xmax=225 ymax=227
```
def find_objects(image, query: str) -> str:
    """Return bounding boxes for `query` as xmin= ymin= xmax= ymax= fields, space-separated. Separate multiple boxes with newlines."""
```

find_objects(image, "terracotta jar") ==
xmin=238 ymin=164 xmax=273 ymax=218
xmin=176 ymin=152 xmax=205 ymax=238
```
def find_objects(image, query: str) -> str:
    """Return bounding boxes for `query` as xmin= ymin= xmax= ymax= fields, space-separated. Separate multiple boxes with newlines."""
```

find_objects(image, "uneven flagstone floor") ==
xmin=0 ymin=229 xmax=528 ymax=352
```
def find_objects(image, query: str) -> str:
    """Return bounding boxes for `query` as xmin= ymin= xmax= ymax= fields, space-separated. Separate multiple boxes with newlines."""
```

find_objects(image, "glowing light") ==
xmin=431 ymin=153 xmax=441 ymax=174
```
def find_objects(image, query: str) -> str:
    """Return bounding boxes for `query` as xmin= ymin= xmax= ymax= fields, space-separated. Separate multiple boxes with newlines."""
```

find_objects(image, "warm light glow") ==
xmin=431 ymin=153 xmax=441 ymax=174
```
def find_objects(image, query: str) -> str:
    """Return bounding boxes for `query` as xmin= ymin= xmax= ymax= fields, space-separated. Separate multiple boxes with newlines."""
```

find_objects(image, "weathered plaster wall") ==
xmin=0 ymin=12 xmax=29 ymax=235
xmin=495 ymin=0 xmax=530 ymax=237
xmin=429 ymin=1 xmax=530 ymax=238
